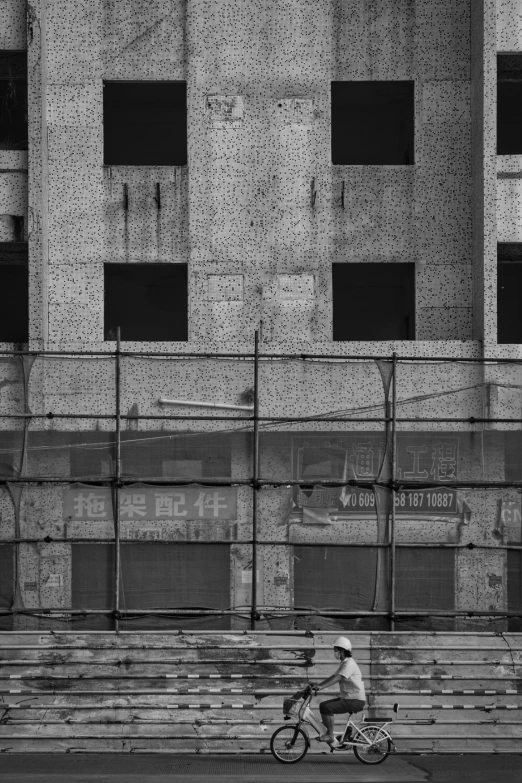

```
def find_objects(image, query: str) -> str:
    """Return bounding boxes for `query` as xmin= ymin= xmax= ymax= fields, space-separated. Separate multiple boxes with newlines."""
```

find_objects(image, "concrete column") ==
xmin=497 ymin=0 xmax=522 ymax=50
xmin=471 ymin=0 xmax=497 ymax=347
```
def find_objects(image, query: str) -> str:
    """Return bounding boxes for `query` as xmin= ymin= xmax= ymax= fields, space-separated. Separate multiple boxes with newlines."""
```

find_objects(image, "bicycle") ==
xmin=270 ymin=685 xmax=398 ymax=765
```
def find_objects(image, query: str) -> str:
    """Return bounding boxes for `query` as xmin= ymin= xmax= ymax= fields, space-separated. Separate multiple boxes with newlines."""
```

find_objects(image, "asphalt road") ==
xmin=0 ymin=754 xmax=522 ymax=782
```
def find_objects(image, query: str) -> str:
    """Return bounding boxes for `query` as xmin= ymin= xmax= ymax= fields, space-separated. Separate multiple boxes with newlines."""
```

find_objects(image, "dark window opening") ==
xmin=0 ymin=431 xmax=23 ymax=477
xmin=299 ymin=446 xmax=346 ymax=480
xmin=294 ymin=546 xmax=379 ymax=612
xmin=103 ymin=82 xmax=187 ymax=166
xmin=71 ymin=543 xmax=230 ymax=630
xmin=0 ymin=51 xmax=27 ymax=150
xmin=508 ymin=550 xmax=522 ymax=632
xmin=395 ymin=548 xmax=455 ymax=611
xmin=121 ymin=435 xmax=231 ymax=480
xmin=69 ymin=433 xmax=231 ymax=481
xmin=0 ymin=544 xmax=14 ymax=630
xmin=498 ymin=248 xmax=522 ymax=343
xmin=293 ymin=545 xmax=388 ymax=631
xmin=504 ymin=432 xmax=522 ymax=483
xmin=294 ymin=545 xmax=454 ymax=616
xmin=332 ymin=263 xmax=415 ymax=341
xmin=331 ymin=81 xmax=414 ymax=165
xmin=0 ymin=263 xmax=28 ymax=341
xmin=498 ymin=55 xmax=522 ymax=155
xmin=104 ymin=263 xmax=188 ymax=342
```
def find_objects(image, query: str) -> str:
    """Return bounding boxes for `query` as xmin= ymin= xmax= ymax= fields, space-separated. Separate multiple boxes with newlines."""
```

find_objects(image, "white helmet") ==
xmin=333 ymin=636 xmax=352 ymax=651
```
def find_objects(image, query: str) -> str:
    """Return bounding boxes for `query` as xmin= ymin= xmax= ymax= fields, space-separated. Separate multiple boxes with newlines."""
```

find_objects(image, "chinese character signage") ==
xmin=396 ymin=439 xmax=457 ymax=482
xmin=294 ymin=435 xmax=459 ymax=515
xmin=298 ymin=486 xmax=458 ymax=515
xmin=64 ymin=485 xmax=237 ymax=521
xmin=295 ymin=436 xmax=458 ymax=484
xmin=500 ymin=499 xmax=522 ymax=543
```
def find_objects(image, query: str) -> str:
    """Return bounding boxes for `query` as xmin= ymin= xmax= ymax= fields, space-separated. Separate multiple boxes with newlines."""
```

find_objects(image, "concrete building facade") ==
xmin=1 ymin=0 xmax=522 ymax=753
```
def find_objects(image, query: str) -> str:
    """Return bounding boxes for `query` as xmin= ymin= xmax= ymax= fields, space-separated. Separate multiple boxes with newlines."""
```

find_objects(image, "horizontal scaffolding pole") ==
xmin=3 ymin=413 xmax=522 ymax=424
xmin=1 ymin=608 xmax=521 ymax=617
xmin=1 ymin=349 xmax=521 ymax=363
xmin=1 ymin=539 xmax=521 ymax=550
xmin=2 ymin=477 xmax=522 ymax=489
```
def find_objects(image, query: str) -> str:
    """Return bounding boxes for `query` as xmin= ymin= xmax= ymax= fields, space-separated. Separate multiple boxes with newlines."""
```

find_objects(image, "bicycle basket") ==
xmin=283 ymin=697 xmax=303 ymax=717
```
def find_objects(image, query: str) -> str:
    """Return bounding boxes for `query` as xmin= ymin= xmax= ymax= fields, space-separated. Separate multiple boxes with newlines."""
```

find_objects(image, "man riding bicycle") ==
xmin=311 ymin=636 xmax=366 ymax=746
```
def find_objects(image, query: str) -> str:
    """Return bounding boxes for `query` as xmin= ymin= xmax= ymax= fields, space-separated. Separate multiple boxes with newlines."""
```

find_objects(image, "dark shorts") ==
xmin=319 ymin=698 xmax=365 ymax=716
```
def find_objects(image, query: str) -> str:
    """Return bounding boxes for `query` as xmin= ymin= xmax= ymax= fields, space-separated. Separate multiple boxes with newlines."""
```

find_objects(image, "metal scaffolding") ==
xmin=0 ymin=341 xmax=522 ymax=631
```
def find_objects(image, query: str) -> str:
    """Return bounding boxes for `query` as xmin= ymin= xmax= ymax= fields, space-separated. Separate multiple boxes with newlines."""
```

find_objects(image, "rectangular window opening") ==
xmin=104 ymin=263 xmax=188 ymax=342
xmin=0 ymin=51 xmax=27 ymax=151
xmin=71 ymin=543 xmax=230 ymax=630
xmin=508 ymin=550 xmax=522 ymax=632
xmin=498 ymin=245 xmax=522 ymax=344
xmin=68 ymin=433 xmax=232 ymax=481
xmin=293 ymin=545 xmax=388 ymax=631
xmin=121 ymin=435 xmax=232 ymax=480
xmin=498 ymin=55 xmax=522 ymax=155
xmin=331 ymin=81 xmax=414 ymax=165
xmin=103 ymin=82 xmax=187 ymax=166
xmin=0 ymin=262 xmax=29 ymax=342
xmin=395 ymin=547 xmax=455 ymax=612
xmin=0 ymin=544 xmax=14 ymax=630
xmin=332 ymin=263 xmax=415 ymax=341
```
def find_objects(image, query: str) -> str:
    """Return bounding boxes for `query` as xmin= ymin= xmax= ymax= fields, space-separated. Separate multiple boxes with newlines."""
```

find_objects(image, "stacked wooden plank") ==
xmin=0 ymin=631 xmax=520 ymax=753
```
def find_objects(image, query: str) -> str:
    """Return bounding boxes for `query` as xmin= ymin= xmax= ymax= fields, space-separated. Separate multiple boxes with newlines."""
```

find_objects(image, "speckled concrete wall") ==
xmin=0 ymin=0 xmax=26 ymax=49
xmin=1 ymin=1 xmax=521 ymax=633
xmin=0 ymin=0 xmax=28 ymax=270
xmin=496 ymin=2 xmax=522 ymax=346
xmin=17 ymin=0 xmax=478 ymax=350
xmin=498 ymin=0 xmax=522 ymax=49
xmin=472 ymin=0 xmax=497 ymax=346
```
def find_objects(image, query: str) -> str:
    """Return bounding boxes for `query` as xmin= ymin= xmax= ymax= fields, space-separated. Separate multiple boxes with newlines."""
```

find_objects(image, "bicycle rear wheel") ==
xmin=270 ymin=725 xmax=309 ymax=763
xmin=353 ymin=726 xmax=391 ymax=765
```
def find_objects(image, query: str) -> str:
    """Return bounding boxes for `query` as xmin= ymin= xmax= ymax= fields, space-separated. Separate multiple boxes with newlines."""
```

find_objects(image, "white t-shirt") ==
xmin=337 ymin=657 xmax=366 ymax=701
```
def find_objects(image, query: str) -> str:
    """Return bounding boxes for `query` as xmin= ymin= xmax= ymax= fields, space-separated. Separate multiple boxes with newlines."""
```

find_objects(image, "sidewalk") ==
xmin=0 ymin=753 xmax=521 ymax=783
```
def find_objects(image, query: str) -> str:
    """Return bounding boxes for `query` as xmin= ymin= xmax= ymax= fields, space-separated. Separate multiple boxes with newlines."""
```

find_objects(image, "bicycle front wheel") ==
xmin=270 ymin=725 xmax=309 ymax=763
xmin=353 ymin=726 xmax=391 ymax=765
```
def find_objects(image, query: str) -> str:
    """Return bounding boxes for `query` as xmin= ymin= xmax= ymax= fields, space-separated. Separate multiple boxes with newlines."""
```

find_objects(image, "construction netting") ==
xmin=0 ymin=350 xmax=521 ymax=631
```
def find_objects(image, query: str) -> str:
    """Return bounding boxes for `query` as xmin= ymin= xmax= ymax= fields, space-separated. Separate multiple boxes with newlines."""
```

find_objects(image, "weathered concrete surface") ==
xmin=17 ymin=0 xmax=478 ymax=348
xmin=0 ymin=632 xmax=521 ymax=753
xmin=2 ymin=0 xmax=520 ymax=352
xmin=497 ymin=0 xmax=522 ymax=50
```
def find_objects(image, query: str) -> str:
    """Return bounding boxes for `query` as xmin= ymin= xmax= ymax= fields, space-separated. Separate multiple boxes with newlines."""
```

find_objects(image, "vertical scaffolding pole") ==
xmin=251 ymin=330 xmax=260 ymax=630
xmin=114 ymin=328 xmax=122 ymax=633
xmin=390 ymin=352 xmax=398 ymax=631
